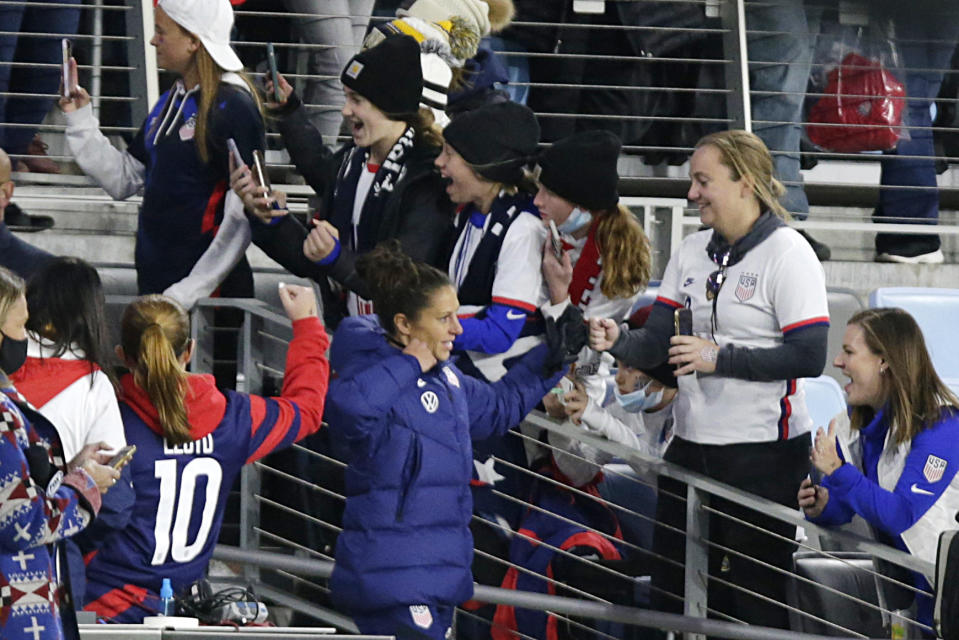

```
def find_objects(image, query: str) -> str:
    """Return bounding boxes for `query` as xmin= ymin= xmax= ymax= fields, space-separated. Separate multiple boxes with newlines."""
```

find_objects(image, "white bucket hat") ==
xmin=157 ymin=0 xmax=243 ymax=72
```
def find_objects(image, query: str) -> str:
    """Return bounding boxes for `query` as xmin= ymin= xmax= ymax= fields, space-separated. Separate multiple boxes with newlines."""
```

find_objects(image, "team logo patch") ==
xmin=735 ymin=273 xmax=758 ymax=302
xmin=345 ymin=61 xmax=364 ymax=79
xmin=178 ymin=114 xmax=196 ymax=141
xmin=417 ymin=379 xmax=426 ymax=388
xmin=420 ymin=391 xmax=439 ymax=413
xmin=410 ymin=605 xmax=433 ymax=629
xmin=923 ymin=454 xmax=947 ymax=483
xmin=443 ymin=367 xmax=460 ymax=388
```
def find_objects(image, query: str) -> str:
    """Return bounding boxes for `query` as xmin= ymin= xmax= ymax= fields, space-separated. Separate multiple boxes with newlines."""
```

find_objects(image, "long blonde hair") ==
xmin=696 ymin=130 xmax=789 ymax=220
xmin=594 ymin=204 xmax=652 ymax=299
xmin=848 ymin=308 xmax=959 ymax=446
xmin=190 ymin=43 xmax=264 ymax=164
xmin=121 ymin=295 xmax=193 ymax=445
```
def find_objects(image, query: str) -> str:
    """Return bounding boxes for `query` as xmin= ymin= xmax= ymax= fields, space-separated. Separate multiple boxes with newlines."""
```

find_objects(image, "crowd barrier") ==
xmin=132 ymin=295 xmax=945 ymax=640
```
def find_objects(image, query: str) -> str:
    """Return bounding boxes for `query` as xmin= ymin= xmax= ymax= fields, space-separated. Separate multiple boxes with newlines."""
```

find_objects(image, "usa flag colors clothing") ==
xmin=82 ymin=317 xmax=329 ymax=622
xmin=655 ymin=226 xmax=829 ymax=445
xmin=11 ymin=336 xmax=125 ymax=461
xmin=0 ymin=383 xmax=101 ymax=640
xmin=815 ymin=408 xmax=959 ymax=626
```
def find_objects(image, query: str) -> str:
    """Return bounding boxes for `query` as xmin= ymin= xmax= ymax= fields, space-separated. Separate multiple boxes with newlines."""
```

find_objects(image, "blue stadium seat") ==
xmin=484 ymin=36 xmax=530 ymax=105
xmin=787 ymin=551 xmax=884 ymax=636
xmin=803 ymin=375 xmax=846 ymax=433
xmin=824 ymin=288 xmax=864 ymax=383
xmin=868 ymin=287 xmax=959 ymax=382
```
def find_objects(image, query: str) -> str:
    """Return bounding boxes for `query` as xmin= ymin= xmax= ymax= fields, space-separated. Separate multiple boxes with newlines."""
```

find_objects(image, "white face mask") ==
xmin=557 ymin=207 xmax=592 ymax=234
xmin=614 ymin=379 xmax=665 ymax=413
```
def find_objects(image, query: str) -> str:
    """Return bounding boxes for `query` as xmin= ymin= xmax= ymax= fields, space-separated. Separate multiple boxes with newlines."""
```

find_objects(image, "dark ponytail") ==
xmin=356 ymin=241 xmax=452 ymax=335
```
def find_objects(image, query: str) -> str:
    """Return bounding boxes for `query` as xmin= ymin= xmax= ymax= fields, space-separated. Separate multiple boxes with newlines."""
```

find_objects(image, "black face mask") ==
xmin=0 ymin=331 xmax=27 ymax=375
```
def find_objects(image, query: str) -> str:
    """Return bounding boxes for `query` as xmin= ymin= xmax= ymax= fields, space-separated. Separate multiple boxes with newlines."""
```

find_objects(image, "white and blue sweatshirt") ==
xmin=812 ymin=407 xmax=959 ymax=626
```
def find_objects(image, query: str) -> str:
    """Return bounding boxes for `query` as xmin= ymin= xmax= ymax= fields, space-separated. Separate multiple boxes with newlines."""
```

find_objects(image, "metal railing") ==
xmin=6 ymin=0 xmax=959 ymax=267
xmin=175 ymin=297 xmax=942 ymax=639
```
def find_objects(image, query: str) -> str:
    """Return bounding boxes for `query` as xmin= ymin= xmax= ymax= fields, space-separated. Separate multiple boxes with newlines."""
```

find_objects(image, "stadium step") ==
xmin=9 ymin=186 xmax=959 ymax=299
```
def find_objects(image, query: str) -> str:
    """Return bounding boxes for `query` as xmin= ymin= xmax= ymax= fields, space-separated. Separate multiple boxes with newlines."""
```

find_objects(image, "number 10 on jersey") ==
xmin=152 ymin=458 xmax=223 ymax=565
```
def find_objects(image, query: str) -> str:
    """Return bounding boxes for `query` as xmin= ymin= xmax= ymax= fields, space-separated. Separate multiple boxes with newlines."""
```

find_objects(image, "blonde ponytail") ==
xmin=121 ymin=295 xmax=192 ymax=445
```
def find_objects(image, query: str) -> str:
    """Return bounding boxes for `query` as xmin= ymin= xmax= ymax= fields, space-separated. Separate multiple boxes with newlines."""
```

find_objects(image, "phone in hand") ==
xmin=548 ymin=219 xmax=563 ymax=260
xmin=266 ymin=43 xmax=282 ymax=103
xmin=61 ymin=38 xmax=74 ymax=98
xmin=252 ymin=149 xmax=272 ymax=195
xmin=674 ymin=307 xmax=693 ymax=336
xmin=108 ymin=444 xmax=136 ymax=470
xmin=226 ymin=137 xmax=245 ymax=170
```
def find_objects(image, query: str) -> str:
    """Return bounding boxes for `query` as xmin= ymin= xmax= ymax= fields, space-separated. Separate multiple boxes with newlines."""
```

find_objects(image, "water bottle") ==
xmin=160 ymin=578 xmax=174 ymax=616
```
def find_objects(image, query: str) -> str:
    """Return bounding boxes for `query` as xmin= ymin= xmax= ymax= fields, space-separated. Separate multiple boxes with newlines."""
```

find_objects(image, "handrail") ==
xmin=211 ymin=546 xmax=841 ymax=640
xmin=520 ymin=411 xmax=934 ymax=577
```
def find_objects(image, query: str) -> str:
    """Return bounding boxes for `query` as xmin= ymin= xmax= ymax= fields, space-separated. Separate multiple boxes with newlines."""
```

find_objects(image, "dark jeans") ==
xmin=873 ymin=1 xmax=959 ymax=253
xmin=0 ymin=0 xmax=81 ymax=154
xmin=652 ymin=433 xmax=811 ymax=630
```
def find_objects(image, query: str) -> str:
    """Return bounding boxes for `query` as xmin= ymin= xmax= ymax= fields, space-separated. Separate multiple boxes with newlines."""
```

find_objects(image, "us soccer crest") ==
xmin=923 ymin=454 xmax=947 ymax=483
xmin=735 ymin=273 xmax=758 ymax=302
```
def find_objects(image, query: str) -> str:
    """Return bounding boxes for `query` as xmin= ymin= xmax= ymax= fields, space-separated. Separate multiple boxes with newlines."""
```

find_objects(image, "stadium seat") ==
xmin=787 ymin=551 xmax=885 ymax=636
xmin=824 ymin=288 xmax=864 ymax=383
xmin=868 ymin=287 xmax=959 ymax=382
xmin=803 ymin=375 xmax=846 ymax=432
xmin=484 ymin=36 xmax=530 ymax=105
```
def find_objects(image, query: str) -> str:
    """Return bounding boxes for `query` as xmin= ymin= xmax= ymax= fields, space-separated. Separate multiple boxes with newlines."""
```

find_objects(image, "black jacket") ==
xmin=251 ymin=94 xmax=455 ymax=323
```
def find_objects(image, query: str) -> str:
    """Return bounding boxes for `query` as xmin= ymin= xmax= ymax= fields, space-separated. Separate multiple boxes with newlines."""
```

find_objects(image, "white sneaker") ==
xmin=876 ymin=249 xmax=945 ymax=264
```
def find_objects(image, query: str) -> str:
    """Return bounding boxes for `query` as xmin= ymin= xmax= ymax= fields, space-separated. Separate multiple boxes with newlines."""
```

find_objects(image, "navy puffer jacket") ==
xmin=325 ymin=315 xmax=563 ymax=614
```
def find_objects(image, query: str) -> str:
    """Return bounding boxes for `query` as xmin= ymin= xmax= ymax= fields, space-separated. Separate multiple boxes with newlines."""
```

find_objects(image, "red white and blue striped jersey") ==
xmin=83 ymin=317 xmax=329 ymax=622
xmin=656 ymin=227 xmax=829 ymax=444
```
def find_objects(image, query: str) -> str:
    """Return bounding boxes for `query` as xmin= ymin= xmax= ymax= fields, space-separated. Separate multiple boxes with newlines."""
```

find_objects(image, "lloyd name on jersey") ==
xmin=163 ymin=434 xmax=214 ymax=456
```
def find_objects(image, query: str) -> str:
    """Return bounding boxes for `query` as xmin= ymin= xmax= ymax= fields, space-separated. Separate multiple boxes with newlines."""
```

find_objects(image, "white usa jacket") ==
xmin=815 ymin=407 xmax=959 ymax=584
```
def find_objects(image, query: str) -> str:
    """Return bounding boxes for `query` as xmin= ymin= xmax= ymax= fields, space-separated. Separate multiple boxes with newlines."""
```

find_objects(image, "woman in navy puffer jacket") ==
xmin=324 ymin=242 xmax=577 ymax=639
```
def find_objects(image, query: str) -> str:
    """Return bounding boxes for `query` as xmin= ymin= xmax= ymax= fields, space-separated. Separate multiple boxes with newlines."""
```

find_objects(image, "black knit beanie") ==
xmin=341 ymin=35 xmax=423 ymax=117
xmin=538 ymin=130 xmax=621 ymax=211
xmin=442 ymin=101 xmax=539 ymax=184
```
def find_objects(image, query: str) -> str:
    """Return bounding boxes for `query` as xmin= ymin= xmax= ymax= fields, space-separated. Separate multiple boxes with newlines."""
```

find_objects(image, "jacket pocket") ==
xmin=395 ymin=433 xmax=423 ymax=522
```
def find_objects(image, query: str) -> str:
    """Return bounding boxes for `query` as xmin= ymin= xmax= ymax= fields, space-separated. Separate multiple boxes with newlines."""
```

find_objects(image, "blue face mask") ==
xmin=557 ymin=207 xmax=592 ymax=234
xmin=614 ymin=380 xmax=665 ymax=413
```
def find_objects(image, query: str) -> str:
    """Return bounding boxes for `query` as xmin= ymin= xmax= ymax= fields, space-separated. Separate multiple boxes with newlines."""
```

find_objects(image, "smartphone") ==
xmin=61 ymin=38 xmax=73 ymax=98
xmin=266 ymin=43 xmax=282 ymax=103
xmin=808 ymin=465 xmax=824 ymax=487
xmin=252 ymin=149 xmax=271 ymax=194
xmin=674 ymin=307 xmax=693 ymax=336
xmin=226 ymin=137 xmax=245 ymax=169
xmin=108 ymin=444 xmax=136 ymax=470
xmin=548 ymin=219 xmax=563 ymax=260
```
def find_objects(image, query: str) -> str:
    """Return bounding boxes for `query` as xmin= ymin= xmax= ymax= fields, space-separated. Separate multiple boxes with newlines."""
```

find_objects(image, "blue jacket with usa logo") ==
xmin=325 ymin=315 xmax=564 ymax=614
xmin=812 ymin=407 xmax=959 ymax=625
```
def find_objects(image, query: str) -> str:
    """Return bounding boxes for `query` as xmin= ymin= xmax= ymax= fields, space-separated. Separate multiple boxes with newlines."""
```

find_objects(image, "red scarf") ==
xmin=567 ymin=221 xmax=603 ymax=308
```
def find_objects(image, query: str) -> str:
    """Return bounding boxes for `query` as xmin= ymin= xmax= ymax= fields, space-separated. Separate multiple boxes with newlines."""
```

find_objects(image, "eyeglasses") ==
xmin=706 ymin=250 xmax=730 ymax=301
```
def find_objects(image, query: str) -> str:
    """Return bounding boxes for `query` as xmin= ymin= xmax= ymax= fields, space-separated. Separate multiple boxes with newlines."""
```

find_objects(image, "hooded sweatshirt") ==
xmin=82 ymin=317 xmax=329 ymax=623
